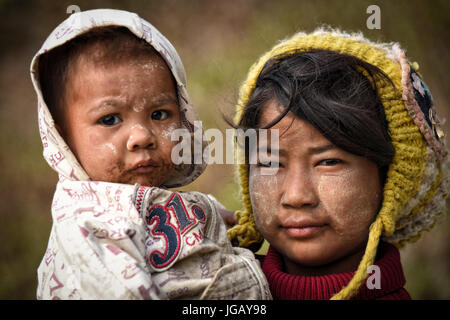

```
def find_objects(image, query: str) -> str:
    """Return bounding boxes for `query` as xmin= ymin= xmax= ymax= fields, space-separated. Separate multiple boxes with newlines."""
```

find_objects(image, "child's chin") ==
xmin=132 ymin=177 xmax=162 ymax=187
xmin=114 ymin=171 xmax=170 ymax=187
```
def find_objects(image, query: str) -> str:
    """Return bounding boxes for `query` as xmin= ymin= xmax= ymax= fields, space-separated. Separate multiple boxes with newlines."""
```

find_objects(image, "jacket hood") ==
xmin=30 ymin=8 xmax=206 ymax=188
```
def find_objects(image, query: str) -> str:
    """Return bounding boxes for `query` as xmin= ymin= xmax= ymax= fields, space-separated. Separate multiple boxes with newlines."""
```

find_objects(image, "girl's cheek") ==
xmin=249 ymin=169 xmax=280 ymax=230
xmin=317 ymin=172 xmax=380 ymax=240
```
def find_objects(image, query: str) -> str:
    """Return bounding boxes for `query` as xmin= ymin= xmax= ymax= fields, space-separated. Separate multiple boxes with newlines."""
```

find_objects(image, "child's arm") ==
xmin=206 ymin=194 xmax=237 ymax=229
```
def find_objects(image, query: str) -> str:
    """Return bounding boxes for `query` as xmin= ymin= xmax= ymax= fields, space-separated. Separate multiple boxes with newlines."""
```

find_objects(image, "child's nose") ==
xmin=280 ymin=167 xmax=318 ymax=209
xmin=126 ymin=124 xmax=156 ymax=151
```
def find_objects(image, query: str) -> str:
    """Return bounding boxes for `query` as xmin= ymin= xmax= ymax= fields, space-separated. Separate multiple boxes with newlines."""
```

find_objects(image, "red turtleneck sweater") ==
xmin=260 ymin=241 xmax=411 ymax=300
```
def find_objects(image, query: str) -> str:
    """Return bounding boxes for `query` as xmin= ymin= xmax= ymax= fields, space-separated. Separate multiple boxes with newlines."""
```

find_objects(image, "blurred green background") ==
xmin=0 ymin=0 xmax=449 ymax=299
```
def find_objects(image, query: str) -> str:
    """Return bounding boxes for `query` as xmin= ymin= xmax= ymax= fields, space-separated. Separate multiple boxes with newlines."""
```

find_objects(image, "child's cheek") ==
xmin=156 ymin=122 xmax=180 ymax=164
xmin=159 ymin=122 xmax=179 ymax=145
xmin=102 ymin=142 xmax=119 ymax=157
xmin=84 ymin=133 xmax=122 ymax=180
xmin=89 ymin=133 xmax=118 ymax=160
xmin=317 ymin=171 xmax=380 ymax=241
xmin=249 ymin=170 xmax=279 ymax=231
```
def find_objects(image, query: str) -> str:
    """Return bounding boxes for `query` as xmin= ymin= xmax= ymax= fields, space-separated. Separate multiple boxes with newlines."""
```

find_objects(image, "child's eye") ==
xmin=99 ymin=114 xmax=121 ymax=126
xmin=151 ymin=110 xmax=169 ymax=121
xmin=317 ymin=159 xmax=342 ymax=166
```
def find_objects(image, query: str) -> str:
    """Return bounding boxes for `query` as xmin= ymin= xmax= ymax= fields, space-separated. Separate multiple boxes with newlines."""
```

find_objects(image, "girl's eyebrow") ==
xmin=307 ymin=144 xmax=336 ymax=154
xmin=258 ymin=144 xmax=335 ymax=156
xmin=257 ymin=146 xmax=283 ymax=156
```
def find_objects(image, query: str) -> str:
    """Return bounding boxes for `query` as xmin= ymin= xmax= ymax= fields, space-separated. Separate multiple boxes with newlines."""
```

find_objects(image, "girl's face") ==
xmin=249 ymin=100 xmax=382 ymax=275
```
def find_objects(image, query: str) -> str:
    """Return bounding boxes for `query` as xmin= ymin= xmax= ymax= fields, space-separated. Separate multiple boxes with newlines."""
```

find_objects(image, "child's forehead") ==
xmin=68 ymin=49 xmax=172 ymax=93
xmin=73 ymin=40 xmax=160 ymax=67
xmin=73 ymin=52 xmax=165 ymax=75
xmin=65 ymin=58 xmax=179 ymax=112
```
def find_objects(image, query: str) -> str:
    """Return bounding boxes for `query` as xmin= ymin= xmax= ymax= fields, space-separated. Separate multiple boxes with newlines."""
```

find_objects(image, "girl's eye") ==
xmin=99 ymin=114 xmax=121 ymax=126
xmin=151 ymin=110 xmax=169 ymax=121
xmin=257 ymin=161 xmax=281 ymax=168
xmin=318 ymin=159 xmax=342 ymax=166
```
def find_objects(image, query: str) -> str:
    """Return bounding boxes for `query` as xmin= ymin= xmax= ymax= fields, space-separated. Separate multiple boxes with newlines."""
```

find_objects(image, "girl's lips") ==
xmin=283 ymin=225 xmax=325 ymax=239
xmin=281 ymin=220 xmax=327 ymax=239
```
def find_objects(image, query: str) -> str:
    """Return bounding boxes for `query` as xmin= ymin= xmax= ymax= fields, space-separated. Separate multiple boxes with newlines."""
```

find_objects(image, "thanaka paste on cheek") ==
xmin=160 ymin=122 xmax=179 ymax=140
xmin=249 ymin=167 xmax=279 ymax=228
xmin=317 ymin=168 xmax=380 ymax=242
xmin=83 ymin=133 xmax=121 ymax=181
xmin=104 ymin=142 xmax=118 ymax=156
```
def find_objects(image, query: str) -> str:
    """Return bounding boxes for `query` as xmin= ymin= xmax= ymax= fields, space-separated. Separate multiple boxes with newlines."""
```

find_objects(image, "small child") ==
xmin=31 ymin=9 xmax=270 ymax=300
xmin=227 ymin=28 xmax=449 ymax=299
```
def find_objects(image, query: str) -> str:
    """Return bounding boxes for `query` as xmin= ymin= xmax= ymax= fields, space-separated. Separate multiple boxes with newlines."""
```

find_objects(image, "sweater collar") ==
xmin=261 ymin=241 xmax=406 ymax=300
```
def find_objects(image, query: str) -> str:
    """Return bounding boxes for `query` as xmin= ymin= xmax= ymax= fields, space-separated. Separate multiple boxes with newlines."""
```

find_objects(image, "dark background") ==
xmin=0 ymin=0 xmax=449 ymax=299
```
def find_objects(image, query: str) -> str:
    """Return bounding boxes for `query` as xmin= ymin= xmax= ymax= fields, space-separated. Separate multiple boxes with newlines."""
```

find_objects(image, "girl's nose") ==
xmin=280 ymin=166 xmax=318 ymax=209
xmin=126 ymin=124 xmax=156 ymax=151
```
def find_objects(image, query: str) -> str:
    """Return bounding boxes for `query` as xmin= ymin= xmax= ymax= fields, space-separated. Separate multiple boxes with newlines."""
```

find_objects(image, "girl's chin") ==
xmin=280 ymin=242 xmax=339 ymax=267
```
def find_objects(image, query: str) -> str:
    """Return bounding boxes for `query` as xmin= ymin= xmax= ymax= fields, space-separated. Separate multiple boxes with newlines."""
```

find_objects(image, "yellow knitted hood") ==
xmin=227 ymin=28 xmax=449 ymax=300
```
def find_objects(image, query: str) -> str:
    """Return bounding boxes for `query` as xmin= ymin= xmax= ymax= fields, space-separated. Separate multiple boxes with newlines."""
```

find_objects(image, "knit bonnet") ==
xmin=227 ymin=28 xmax=449 ymax=300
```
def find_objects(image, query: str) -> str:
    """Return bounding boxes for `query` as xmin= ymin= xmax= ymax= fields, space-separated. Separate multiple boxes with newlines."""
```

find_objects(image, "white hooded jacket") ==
xmin=30 ymin=9 xmax=271 ymax=300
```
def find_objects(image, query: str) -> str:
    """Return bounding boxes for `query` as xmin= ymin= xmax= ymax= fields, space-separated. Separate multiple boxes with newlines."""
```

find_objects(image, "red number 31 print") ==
xmin=146 ymin=193 xmax=206 ymax=269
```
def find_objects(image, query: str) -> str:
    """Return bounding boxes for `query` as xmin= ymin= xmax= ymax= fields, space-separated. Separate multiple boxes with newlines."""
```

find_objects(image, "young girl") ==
xmin=228 ymin=28 xmax=449 ymax=300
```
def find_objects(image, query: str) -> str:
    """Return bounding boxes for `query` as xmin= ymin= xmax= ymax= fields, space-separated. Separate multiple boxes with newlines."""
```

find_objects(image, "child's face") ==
xmin=249 ymin=100 xmax=382 ymax=275
xmin=60 ymin=53 xmax=181 ymax=187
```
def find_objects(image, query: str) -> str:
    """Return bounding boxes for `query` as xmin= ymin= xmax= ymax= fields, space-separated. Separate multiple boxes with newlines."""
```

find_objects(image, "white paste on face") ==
xmin=161 ymin=122 xmax=178 ymax=139
xmin=249 ymin=170 xmax=279 ymax=227
xmin=133 ymin=98 xmax=146 ymax=113
xmin=104 ymin=142 xmax=118 ymax=155
xmin=130 ymin=123 xmax=150 ymax=133
xmin=316 ymin=168 xmax=381 ymax=240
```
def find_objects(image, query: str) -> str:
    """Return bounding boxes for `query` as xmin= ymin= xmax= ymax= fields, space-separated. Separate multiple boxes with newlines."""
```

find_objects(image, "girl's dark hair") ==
xmin=232 ymin=50 xmax=395 ymax=178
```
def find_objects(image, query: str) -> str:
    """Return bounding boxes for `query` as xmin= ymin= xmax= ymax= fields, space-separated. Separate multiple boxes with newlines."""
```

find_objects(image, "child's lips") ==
xmin=130 ymin=159 xmax=159 ymax=173
xmin=132 ymin=166 xmax=158 ymax=174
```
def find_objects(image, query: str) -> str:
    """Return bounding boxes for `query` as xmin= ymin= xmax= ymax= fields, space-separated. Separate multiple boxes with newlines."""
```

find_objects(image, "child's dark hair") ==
xmin=38 ymin=26 xmax=166 ymax=126
xmin=232 ymin=50 xmax=396 ymax=180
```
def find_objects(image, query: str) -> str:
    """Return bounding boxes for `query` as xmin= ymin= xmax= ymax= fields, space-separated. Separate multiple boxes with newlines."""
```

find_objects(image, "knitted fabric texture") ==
xmin=262 ymin=242 xmax=411 ymax=300
xmin=261 ymin=242 xmax=411 ymax=300
xmin=227 ymin=28 xmax=449 ymax=300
